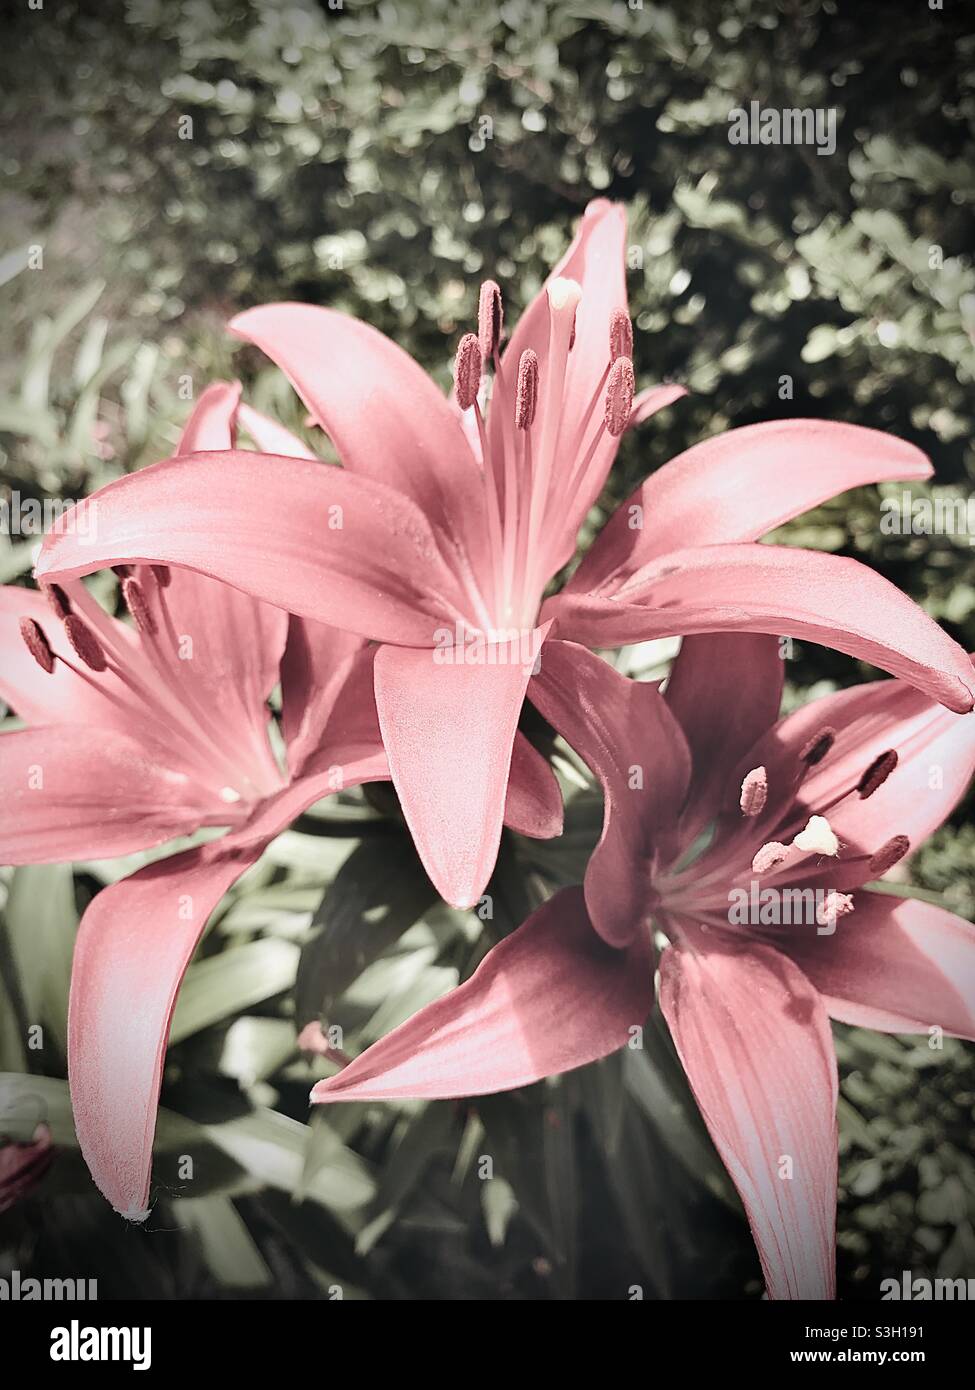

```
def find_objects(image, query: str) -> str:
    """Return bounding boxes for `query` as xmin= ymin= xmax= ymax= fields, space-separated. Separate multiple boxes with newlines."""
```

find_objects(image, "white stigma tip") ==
xmin=793 ymin=814 xmax=839 ymax=857
xmin=547 ymin=276 xmax=582 ymax=313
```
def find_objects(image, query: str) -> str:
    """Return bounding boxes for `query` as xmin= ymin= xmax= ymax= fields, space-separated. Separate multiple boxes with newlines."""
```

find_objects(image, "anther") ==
xmin=63 ymin=615 xmax=107 ymax=672
xmin=19 ymin=617 xmax=55 ymax=674
xmin=152 ymin=565 xmax=172 ymax=589
xmin=609 ymin=308 xmax=633 ymax=362
xmin=122 ymin=577 xmax=157 ymax=637
xmin=857 ymin=749 xmax=898 ymax=799
xmin=739 ymin=766 xmax=768 ymax=817
xmin=800 ymin=727 xmax=836 ymax=765
xmin=43 ymin=583 xmax=72 ymax=620
xmin=816 ymin=891 xmax=855 ymax=930
xmin=793 ymin=814 xmax=839 ymax=856
xmin=454 ymin=333 xmax=482 ymax=411
xmin=477 ymin=280 xmax=503 ymax=360
xmin=515 ymin=349 xmax=539 ymax=430
xmin=604 ymin=356 xmax=635 ymax=437
xmin=112 ymin=564 xmax=133 ymax=578
xmin=868 ymin=835 xmax=910 ymax=876
xmin=752 ymin=841 xmax=789 ymax=874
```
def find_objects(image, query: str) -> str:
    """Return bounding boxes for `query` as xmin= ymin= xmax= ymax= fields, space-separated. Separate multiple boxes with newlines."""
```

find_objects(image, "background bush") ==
xmin=1 ymin=0 xmax=973 ymax=1299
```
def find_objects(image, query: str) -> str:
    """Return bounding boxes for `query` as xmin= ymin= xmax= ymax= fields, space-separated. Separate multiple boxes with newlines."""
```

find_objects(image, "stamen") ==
xmin=857 ymin=749 xmax=898 ymax=799
xmin=43 ymin=583 xmax=72 ymax=620
xmin=752 ymin=841 xmax=789 ymax=874
xmin=609 ymin=308 xmax=633 ymax=362
xmin=454 ymin=333 xmax=482 ymax=411
xmin=112 ymin=564 xmax=133 ymax=578
xmin=739 ymin=766 xmax=768 ymax=817
xmin=793 ymin=814 xmax=839 ymax=856
xmin=63 ymin=615 xmax=108 ymax=672
xmin=19 ymin=618 xmax=55 ymax=674
xmin=604 ymin=356 xmax=635 ymax=437
xmin=816 ymin=891 xmax=855 ymax=930
xmin=800 ymin=727 xmax=836 ymax=765
xmin=122 ymin=577 xmax=158 ymax=637
xmin=477 ymin=280 xmax=503 ymax=360
xmin=868 ymin=835 xmax=910 ymax=876
xmin=152 ymin=564 xmax=172 ymax=589
xmin=515 ymin=349 xmax=539 ymax=430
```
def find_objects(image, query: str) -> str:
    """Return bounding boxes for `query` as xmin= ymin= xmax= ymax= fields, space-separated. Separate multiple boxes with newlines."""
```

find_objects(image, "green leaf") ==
xmin=170 ymin=938 xmax=299 ymax=1044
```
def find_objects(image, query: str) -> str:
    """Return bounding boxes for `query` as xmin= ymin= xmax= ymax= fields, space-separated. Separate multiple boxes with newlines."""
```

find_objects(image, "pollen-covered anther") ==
xmin=868 ymin=834 xmax=910 ymax=876
xmin=609 ymin=308 xmax=633 ymax=362
xmin=604 ymin=356 xmax=635 ymax=437
xmin=454 ymin=333 xmax=482 ymax=411
xmin=63 ymin=614 xmax=108 ymax=672
xmin=793 ymin=814 xmax=839 ymax=857
xmin=477 ymin=280 xmax=503 ymax=359
xmin=751 ymin=840 xmax=789 ymax=874
xmin=515 ymin=349 xmax=539 ymax=430
xmin=43 ymin=583 xmax=72 ymax=620
xmin=816 ymin=891 xmax=855 ymax=929
xmin=800 ymin=727 xmax=836 ymax=766
xmin=739 ymin=766 xmax=768 ymax=817
xmin=857 ymin=748 xmax=898 ymax=798
xmin=122 ymin=577 xmax=158 ymax=637
xmin=152 ymin=564 xmax=172 ymax=589
xmin=19 ymin=617 xmax=55 ymax=674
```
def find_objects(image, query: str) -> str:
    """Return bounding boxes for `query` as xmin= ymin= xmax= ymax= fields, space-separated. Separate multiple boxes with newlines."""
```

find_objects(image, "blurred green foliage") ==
xmin=1 ymin=0 xmax=973 ymax=1299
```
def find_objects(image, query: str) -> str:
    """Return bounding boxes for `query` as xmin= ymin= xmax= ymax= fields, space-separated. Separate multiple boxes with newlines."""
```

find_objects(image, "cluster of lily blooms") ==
xmin=3 ymin=200 xmax=974 ymax=1300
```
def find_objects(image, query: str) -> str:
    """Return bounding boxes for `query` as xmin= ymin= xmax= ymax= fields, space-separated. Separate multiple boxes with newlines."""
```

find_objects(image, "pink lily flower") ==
xmin=0 ymin=384 xmax=397 ymax=1219
xmin=310 ymin=634 xmax=975 ymax=1300
xmin=35 ymin=201 xmax=975 ymax=912
xmin=0 ymin=382 xmax=558 ymax=1219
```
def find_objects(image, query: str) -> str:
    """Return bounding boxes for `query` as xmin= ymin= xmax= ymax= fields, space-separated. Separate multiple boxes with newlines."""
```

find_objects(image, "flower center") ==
xmin=452 ymin=277 xmax=633 ymax=634
xmin=21 ymin=572 xmax=284 ymax=811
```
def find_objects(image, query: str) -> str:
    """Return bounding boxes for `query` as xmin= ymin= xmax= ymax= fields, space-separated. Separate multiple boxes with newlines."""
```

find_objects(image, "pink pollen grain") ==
xmin=604 ymin=356 xmax=635 ymax=437
xmin=515 ymin=349 xmax=539 ymax=430
xmin=800 ymin=727 xmax=836 ymax=765
xmin=454 ymin=333 xmax=482 ymax=411
xmin=19 ymin=617 xmax=55 ymax=674
xmin=857 ymin=749 xmax=898 ymax=798
xmin=739 ymin=766 xmax=768 ymax=817
xmin=63 ymin=615 xmax=107 ymax=672
xmin=122 ymin=577 xmax=158 ymax=637
xmin=868 ymin=834 xmax=910 ymax=876
xmin=609 ymin=308 xmax=633 ymax=362
xmin=477 ymin=280 xmax=503 ymax=359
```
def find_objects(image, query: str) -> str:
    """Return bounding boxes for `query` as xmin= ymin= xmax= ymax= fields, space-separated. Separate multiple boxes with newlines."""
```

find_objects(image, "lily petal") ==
xmin=236 ymin=401 xmax=318 ymax=459
xmin=759 ymin=669 xmax=975 ymax=853
xmin=0 ymin=726 xmax=214 ymax=864
xmin=373 ymin=628 xmax=547 ymax=908
xmin=278 ymin=616 xmax=374 ymax=777
xmin=547 ymin=543 xmax=975 ymax=714
xmin=529 ymin=640 xmax=691 ymax=946
xmin=230 ymin=303 xmax=490 ymax=588
xmin=779 ymin=890 xmax=975 ymax=1040
xmin=503 ymin=732 xmax=564 ymax=840
xmin=36 ymin=451 xmax=473 ymax=646
xmin=659 ymin=940 xmax=838 ymax=1300
xmin=665 ymin=633 xmax=784 ymax=823
xmin=68 ymin=755 xmax=386 ymax=1218
xmin=312 ymin=885 xmax=652 ymax=1103
xmin=569 ymin=420 xmax=933 ymax=597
